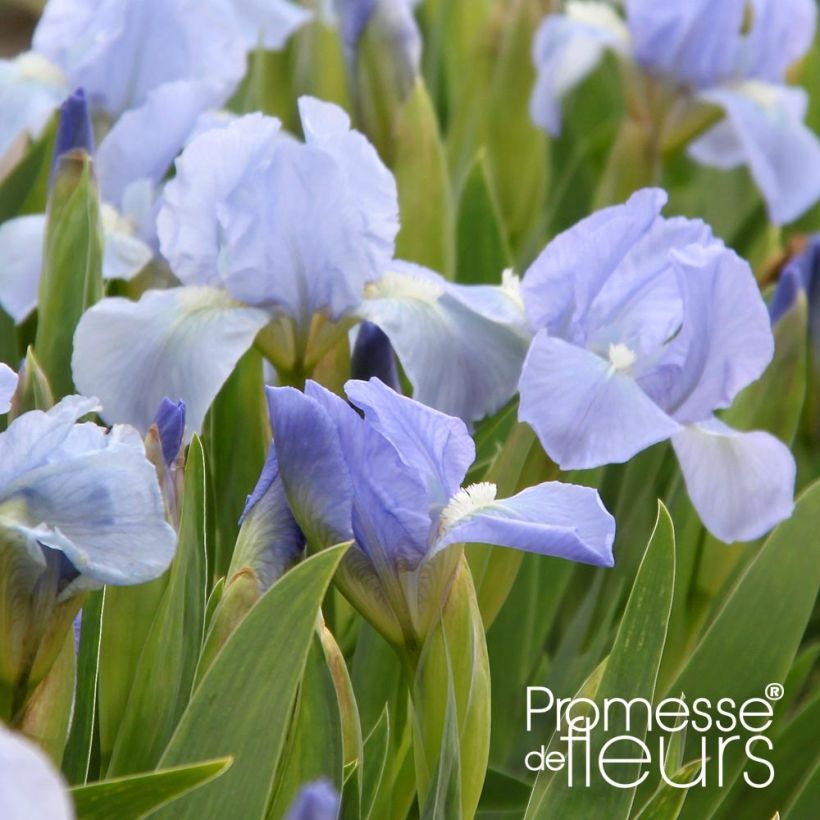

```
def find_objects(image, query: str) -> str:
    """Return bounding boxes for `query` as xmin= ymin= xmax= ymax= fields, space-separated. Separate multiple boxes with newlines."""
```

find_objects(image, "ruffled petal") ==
xmin=435 ymin=480 xmax=615 ymax=567
xmin=0 ymin=396 xmax=176 ymax=586
xmin=672 ymin=417 xmax=795 ymax=543
xmin=0 ymin=214 xmax=45 ymax=323
xmin=689 ymin=84 xmax=820 ymax=224
xmin=519 ymin=331 xmax=680 ymax=469
xmin=530 ymin=2 xmax=630 ymax=135
xmin=72 ymin=286 xmax=269 ymax=435
xmin=345 ymin=377 xmax=475 ymax=505
xmin=521 ymin=188 xmax=667 ymax=339
xmin=360 ymin=263 xmax=530 ymax=424
xmin=0 ymin=725 xmax=73 ymax=820
xmin=654 ymin=242 xmax=774 ymax=422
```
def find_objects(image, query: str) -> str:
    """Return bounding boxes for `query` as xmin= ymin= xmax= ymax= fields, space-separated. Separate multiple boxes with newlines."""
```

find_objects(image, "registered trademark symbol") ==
xmin=765 ymin=683 xmax=784 ymax=701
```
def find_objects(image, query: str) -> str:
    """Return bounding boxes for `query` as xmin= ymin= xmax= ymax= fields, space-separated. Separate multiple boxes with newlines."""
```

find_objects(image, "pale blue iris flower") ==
xmin=0 ymin=395 xmax=176 ymax=596
xmin=259 ymin=377 xmax=614 ymax=642
xmin=0 ymin=725 xmax=73 ymax=820
xmin=72 ymin=98 xmax=529 ymax=435
xmin=530 ymin=0 xmax=820 ymax=224
xmin=517 ymin=188 xmax=795 ymax=543
xmin=0 ymin=0 xmax=311 ymax=158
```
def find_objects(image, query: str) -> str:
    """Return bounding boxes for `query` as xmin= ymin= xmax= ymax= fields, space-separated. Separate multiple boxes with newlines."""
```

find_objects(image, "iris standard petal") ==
xmin=657 ymin=242 xmax=774 ymax=422
xmin=742 ymin=0 xmax=817 ymax=83
xmin=0 ymin=52 xmax=66 ymax=159
xmin=304 ymin=380 xmax=432 ymax=572
xmin=521 ymin=188 xmax=667 ymax=340
xmin=97 ymin=80 xmax=216 ymax=207
xmin=345 ymin=377 xmax=475 ymax=504
xmin=531 ymin=2 xmax=629 ymax=135
xmin=298 ymin=96 xmax=399 ymax=269
xmin=689 ymin=84 xmax=820 ymax=225
xmin=0 ymin=364 xmax=18 ymax=414
xmin=672 ymin=417 xmax=795 ymax=543
xmin=0 ymin=725 xmax=73 ymax=820
xmin=72 ymin=286 xmax=270 ymax=435
xmin=519 ymin=332 xmax=680 ymax=470
xmin=435 ymin=481 xmax=615 ymax=567
xmin=626 ymin=0 xmax=744 ymax=89
xmin=0 ymin=214 xmax=46 ymax=323
xmin=157 ymin=113 xmax=282 ymax=289
xmin=33 ymin=0 xmax=246 ymax=117
xmin=360 ymin=265 xmax=530 ymax=424
xmin=265 ymin=385 xmax=354 ymax=550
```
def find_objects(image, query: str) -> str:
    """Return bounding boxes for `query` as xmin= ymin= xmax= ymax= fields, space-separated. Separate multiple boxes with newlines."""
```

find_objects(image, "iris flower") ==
xmin=0 ymin=0 xmax=311 ymax=158
xmin=72 ymin=98 xmax=529 ymax=435
xmin=0 ymin=395 xmax=176 ymax=594
xmin=530 ymin=0 xmax=820 ymax=224
xmin=516 ymin=188 xmax=795 ymax=543
xmin=258 ymin=377 xmax=614 ymax=647
xmin=283 ymin=780 xmax=340 ymax=820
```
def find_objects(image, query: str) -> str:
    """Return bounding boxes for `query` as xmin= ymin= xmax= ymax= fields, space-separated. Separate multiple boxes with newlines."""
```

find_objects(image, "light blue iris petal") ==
xmin=72 ymin=286 xmax=270 ymax=435
xmin=0 ymin=396 xmax=176 ymax=587
xmin=689 ymin=84 xmax=820 ymax=225
xmin=435 ymin=481 xmax=615 ymax=567
xmin=222 ymin=140 xmax=384 ymax=321
xmin=521 ymin=188 xmax=667 ymax=340
xmin=157 ymin=113 xmax=282 ymax=290
xmin=672 ymin=417 xmax=795 ymax=543
xmin=0 ymin=364 xmax=18 ymax=414
xmin=265 ymin=385 xmax=354 ymax=550
xmin=33 ymin=0 xmax=246 ymax=117
xmin=345 ymin=377 xmax=475 ymax=505
xmin=305 ymin=381 xmax=432 ymax=572
xmin=298 ymin=96 xmax=399 ymax=271
xmin=360 ymin=262 xmax=530 ymax=424
xmin=519 ymin=331 xmax=680 ymax=470
xmin=741 ymin=0 xmax=817 ymax=83
xmin=230 ymin=0 xmax=313 ymax=50
xmin=530 ymin=5 xmax=628 ymax=135
xmin=626 ymin=0 xmax=744 ymax=89
xmin=97 ymin=80 xmax=216 ymax=207
xmin=651 ymin=242 xmax=774 ymax=422
xmin=0 ymin=53 xmax=66 ymax=158
xmin=0 ymin=725 xmax=73 ymax=820
xmin=0 ymin=214 xmax=45 ymax=324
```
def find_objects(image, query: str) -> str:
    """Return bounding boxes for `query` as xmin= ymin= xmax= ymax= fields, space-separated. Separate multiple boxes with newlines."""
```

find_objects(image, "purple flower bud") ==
xmin=351 ymin=321 xmax=401 ymax=391
xmin=54 ymin=88 xmax=94 ymax=161
xmin=153 ymin=398 xmax=186 ymax=467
